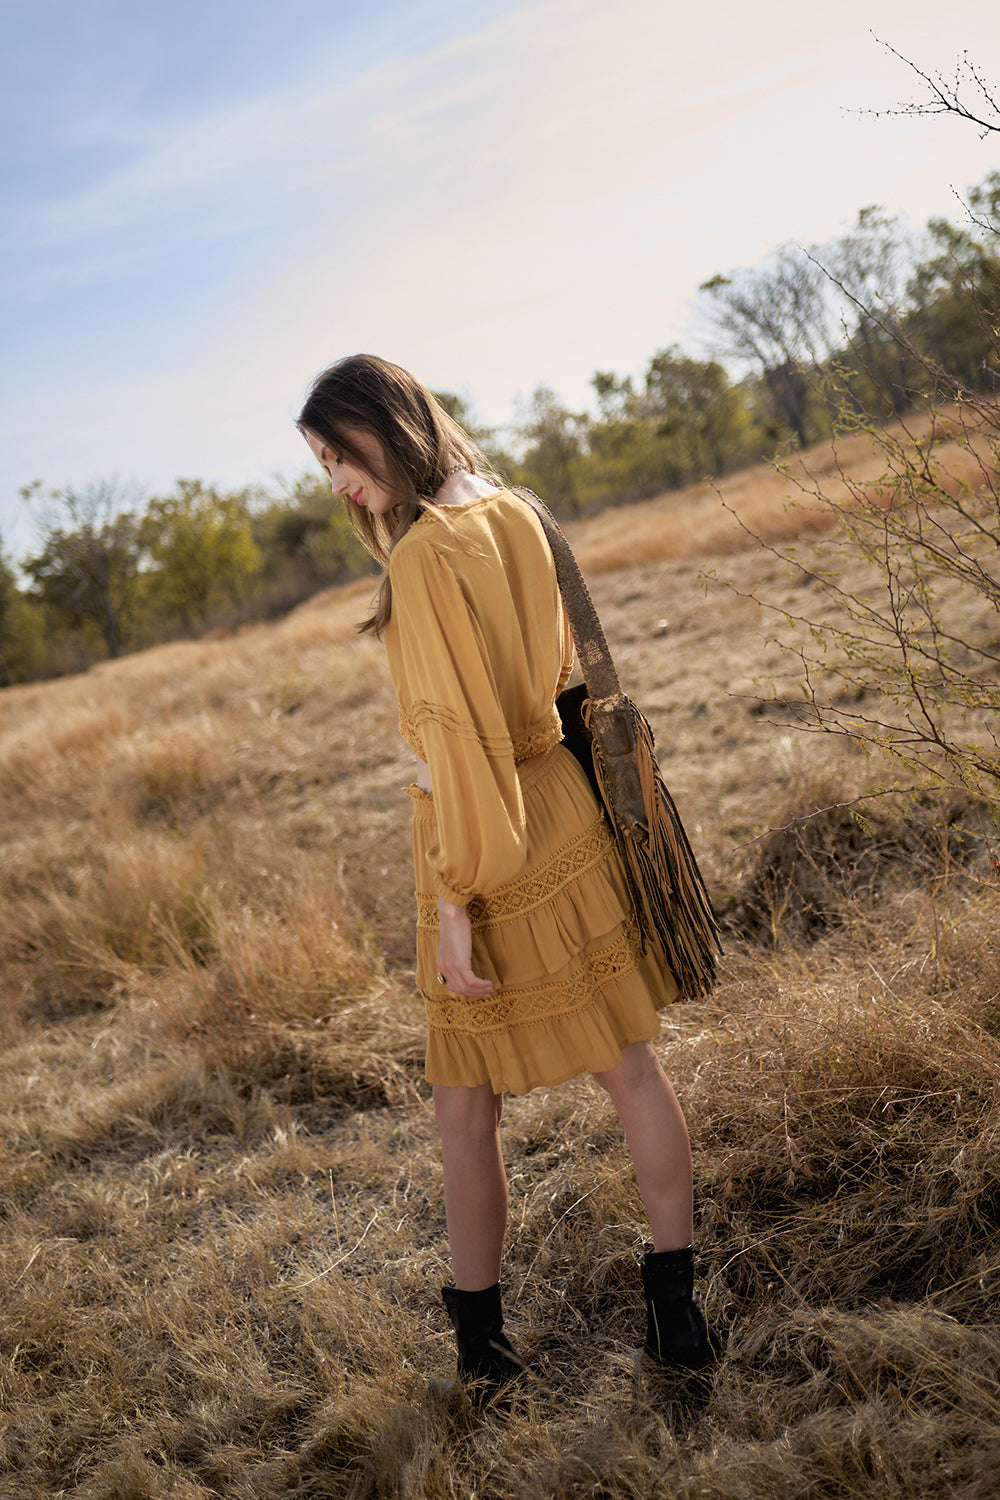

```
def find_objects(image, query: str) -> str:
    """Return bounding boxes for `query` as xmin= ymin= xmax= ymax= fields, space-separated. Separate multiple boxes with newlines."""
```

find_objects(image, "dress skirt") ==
xmin=409 ymin=741 xmax=681 ymax=1095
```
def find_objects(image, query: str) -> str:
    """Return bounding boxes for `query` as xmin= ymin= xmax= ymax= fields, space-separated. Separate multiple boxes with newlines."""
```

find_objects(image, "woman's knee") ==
xmin=433 ymin=1082 xmax=503 ymax=1143
xmin=591 ymin=1039 xmax=663 ymax=1098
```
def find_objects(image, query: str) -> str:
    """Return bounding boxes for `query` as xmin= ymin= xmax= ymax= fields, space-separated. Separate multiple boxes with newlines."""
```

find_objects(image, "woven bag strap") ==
xmin=518 ymin=491 xmax=624 ymax=707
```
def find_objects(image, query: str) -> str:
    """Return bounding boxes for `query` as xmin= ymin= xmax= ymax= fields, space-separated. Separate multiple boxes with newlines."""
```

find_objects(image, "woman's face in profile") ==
xmin=303 ymin=427 xmax=396 ymax=515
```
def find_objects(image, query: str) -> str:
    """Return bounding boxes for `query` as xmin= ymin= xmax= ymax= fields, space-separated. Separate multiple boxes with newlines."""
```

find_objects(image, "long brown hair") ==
xmin=297 ymin=354 xmax=498 ymax=635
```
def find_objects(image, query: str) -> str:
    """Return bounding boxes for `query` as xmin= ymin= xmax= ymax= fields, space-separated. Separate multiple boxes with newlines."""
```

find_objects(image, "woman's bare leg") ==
xmin=434 ymin=1081 xmax=508 ymax=1290
xmin=592 ymin=1040 xmax=694 ymax=1250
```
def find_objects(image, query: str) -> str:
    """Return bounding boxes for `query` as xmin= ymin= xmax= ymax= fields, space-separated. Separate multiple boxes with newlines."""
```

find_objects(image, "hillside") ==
xmin=0 ymin=420 xmax=998 ymax=1498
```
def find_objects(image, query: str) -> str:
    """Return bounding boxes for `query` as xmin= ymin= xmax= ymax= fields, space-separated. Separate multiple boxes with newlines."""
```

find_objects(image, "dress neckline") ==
xmin=414 ymin=488 xmax=505 ymax=524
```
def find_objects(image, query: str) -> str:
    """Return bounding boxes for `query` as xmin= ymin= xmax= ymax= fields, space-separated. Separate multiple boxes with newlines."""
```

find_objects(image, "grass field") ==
xmin=1 ymin=416 xmax=998 ymax=1498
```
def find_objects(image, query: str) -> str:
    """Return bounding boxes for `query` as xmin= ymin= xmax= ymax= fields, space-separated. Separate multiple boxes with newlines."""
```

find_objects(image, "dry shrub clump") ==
xmin=690 ymin=967 xmax=1000 ymax=1313
xmin=726 ymin=774 xmax=988 ymax=946
xmin=2 ymin=447 xmax=1000 ymax=1496
xmin=691 ymin=768 xmax=1000 ymax=1343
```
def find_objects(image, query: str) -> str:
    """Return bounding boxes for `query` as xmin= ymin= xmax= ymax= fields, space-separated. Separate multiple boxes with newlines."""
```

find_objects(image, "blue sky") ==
xmin=1 ymin=0 xmax=997 ymax=556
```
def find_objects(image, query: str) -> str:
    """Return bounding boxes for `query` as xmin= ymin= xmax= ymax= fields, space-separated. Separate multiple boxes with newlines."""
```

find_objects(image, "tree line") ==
xmin=1 ymin=170 xmax=997 ymax=685
xmin=495 ymin=173 xmax=998 ymax=513
xmin=0 ymin=474 xmax=372 ymax=684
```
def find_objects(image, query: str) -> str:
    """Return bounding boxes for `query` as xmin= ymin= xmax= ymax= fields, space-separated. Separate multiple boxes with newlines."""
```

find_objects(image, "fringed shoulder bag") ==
xmin=521 ymin=491 xmax=723 ymax=1002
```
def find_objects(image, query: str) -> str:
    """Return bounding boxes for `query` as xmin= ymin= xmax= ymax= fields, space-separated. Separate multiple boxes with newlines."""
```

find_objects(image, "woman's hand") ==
xmin=437 ymin=897 xmax=494 ymax=998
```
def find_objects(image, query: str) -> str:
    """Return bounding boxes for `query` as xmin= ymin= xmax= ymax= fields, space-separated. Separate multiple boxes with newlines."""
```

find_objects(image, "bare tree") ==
xmin=716 ymin=48 xmax=1000 ymax=811
xmin=825 ymin=206 xmax=916 ymax=417
xmin=700 ymin=249 xmax=836 ymax=447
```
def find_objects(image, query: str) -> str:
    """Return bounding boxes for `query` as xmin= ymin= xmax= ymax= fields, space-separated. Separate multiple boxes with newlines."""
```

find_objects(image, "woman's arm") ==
xmin=389 ymin=543 xmax=528 ymax=905
xmin=417 ymin=757 xmax=493 ymax=996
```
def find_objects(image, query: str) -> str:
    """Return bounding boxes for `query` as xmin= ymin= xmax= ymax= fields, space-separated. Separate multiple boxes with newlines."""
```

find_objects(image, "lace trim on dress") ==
xmin=512 ymin=708 xmax=563 ymax=763
xmin=398 ymin=703 xmax=562 ymax=765
xmin=416 ymin=813 xmax=614 ymax=931
xmin=425 ymin=916 xmax=642 ymax=1034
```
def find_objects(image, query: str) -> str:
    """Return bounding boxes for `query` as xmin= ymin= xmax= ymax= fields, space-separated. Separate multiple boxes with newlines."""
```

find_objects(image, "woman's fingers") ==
xmin=436 ymin=955 xmax=494 ymax=997
xmin=440 ymin=969 xmax=493 ymax=997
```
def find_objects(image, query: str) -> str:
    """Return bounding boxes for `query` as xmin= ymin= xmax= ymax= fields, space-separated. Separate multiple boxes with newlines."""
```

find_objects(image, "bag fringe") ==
xmin=587 ymin=696 xmax=723 ymax=1001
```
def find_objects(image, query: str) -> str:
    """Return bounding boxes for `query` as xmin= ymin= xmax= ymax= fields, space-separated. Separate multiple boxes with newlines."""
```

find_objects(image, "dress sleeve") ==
xmin=388 ymin=539 xmax=528 ymax=905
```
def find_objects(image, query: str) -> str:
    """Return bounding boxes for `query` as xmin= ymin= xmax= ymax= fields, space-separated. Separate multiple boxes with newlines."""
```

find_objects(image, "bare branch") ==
xmin=868 ymin=38 xmax=1000 ymax=139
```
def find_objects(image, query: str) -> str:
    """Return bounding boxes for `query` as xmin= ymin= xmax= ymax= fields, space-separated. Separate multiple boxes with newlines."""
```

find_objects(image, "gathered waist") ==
xmin=398 ymin=702 xmax=563 ymax=766
xmin=511 ymin=706 xmax=563 ymax=764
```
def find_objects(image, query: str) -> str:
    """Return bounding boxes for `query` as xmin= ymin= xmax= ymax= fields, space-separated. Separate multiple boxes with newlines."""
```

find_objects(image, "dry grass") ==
xmin=1 ymin=429 xmax=999 ymax=1497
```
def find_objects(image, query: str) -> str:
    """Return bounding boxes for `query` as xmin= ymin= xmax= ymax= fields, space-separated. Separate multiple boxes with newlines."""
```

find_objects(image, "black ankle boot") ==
xmin=640 ymin=1246 xmax=720 ymax=1370
xmin=440 ymin=1282 xmax=524 ymax=1400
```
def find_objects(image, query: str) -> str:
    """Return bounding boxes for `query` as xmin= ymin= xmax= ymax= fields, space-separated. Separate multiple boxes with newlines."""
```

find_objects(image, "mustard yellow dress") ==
xmin=383 ymin=490 xmax=679 ymax=1095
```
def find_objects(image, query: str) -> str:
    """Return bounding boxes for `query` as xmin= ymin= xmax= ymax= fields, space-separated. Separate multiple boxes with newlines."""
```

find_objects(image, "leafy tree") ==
xmin=905 ymin=174 xmax=1000 ymax=393
xmin=0 ymin=543 xmax=46 ymax=685
xmin=0 ymin=544 xmax=18 ymax=688
xmin=579 ymin=352 xmax=772 ymax=507
xmin=583 ymin=371 xmax=665 ymax=504
xmin=252 ymin=474 xmax=372 ymax=615
xmin=140 ymin=481 xmax=261 ymax=633
xmin=22 ymin=479 xmax=143 ymax=658
xmin=643 ymin=348 xmax=769 ymax=479
xmin=511 ymin=386 xmax=589 ymax=514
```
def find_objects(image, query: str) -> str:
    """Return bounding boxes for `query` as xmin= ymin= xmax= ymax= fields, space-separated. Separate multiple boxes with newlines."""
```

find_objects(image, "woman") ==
xmin=298 ymin=354 xmax=718 ymax=1396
